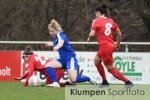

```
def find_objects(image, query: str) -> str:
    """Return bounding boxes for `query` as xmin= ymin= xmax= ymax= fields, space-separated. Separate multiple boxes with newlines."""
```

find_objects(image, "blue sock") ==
xmin=76 ymin=75 xmax=90 ymax=83
xmin=46 ymin=67 xmax=57 ymax=82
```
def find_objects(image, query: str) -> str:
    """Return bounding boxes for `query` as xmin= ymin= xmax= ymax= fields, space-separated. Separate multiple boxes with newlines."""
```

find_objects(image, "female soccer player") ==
xmin=14 ymin=46 xmax=64 ymax=87
xmin=87 ymin=4 xmax=133 ymax=88
xmin=45 ymin=19 xmax=95 ymax=87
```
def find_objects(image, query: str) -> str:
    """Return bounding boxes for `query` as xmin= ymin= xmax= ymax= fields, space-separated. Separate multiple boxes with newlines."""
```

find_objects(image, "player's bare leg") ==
xmin=45 ymin=61 xmax=62 ymax=87
xmin=67 ymin=69 xmax=77 ymax=83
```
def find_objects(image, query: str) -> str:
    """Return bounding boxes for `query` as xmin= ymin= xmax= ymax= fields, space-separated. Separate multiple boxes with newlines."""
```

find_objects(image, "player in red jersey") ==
xmin=87 ymin=4 xmax=133 ymax=88
xmin=14 ymin=46 xmax=65 ymax=87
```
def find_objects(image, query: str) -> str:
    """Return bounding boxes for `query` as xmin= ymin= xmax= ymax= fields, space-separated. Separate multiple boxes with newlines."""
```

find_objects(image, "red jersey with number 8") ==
xmin=92 ymin=16 xmax=118 ymax=46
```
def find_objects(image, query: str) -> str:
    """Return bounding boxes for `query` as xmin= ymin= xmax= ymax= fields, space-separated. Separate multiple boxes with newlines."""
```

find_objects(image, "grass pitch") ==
xmin=0 ymin=82 xmax=64 ymax=100
xmin=0 ymin=82 xmax=150 ymax=100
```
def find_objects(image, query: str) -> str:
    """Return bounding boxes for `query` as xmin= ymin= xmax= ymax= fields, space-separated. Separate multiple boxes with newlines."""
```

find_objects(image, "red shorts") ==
xmin=97 ymin=44 xmax=115 ymax=65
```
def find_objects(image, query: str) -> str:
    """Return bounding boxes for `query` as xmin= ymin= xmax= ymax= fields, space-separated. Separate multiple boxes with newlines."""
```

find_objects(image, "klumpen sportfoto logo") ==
xmin=114 ymin=56 xmax=142 ymax=77
xmin=68 ymin=87 xmax=145 ymax=97
xmin=65 ymin=85 xmax=148 ymax=100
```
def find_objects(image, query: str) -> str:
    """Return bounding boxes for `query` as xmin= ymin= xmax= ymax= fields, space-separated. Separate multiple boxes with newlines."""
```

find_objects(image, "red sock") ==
xmin=108 ymin=67 xmax=128 ymax=82
xmin=56 ymin=70 xmax=65 ymax=87
xmin=96 ymin=64 xmax=106 ymax=81
xmin=56 ymin=70 xmax=64 ymax=81
xmin=46 ymin=77 xmax=52 ymax=85
xmin=59 ymin=82 xmax=65 ymax=87
xmin=40 ymin=69 xmax=64 ymax=85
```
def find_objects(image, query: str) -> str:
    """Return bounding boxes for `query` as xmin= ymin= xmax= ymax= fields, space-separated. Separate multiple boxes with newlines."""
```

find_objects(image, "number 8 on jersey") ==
xmin=104 ymin=23 xmax=112 ymax=36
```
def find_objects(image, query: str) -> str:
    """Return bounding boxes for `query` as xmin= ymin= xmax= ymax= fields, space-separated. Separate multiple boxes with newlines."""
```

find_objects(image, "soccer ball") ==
xmin=28 ymin=75 xmax=40 ymax=86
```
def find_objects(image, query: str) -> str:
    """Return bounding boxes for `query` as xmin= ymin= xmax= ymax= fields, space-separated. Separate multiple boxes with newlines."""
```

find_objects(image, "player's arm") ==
xmin=115 ymin=27 xmax=122 ymax=50
xmin=45 ymin=41 xmax=53 ymax=47
xmin=53 ymin=40 xmax=64 ymax=51
xmin=23 ymin=63 xmax=34 ymax=86
xmin=53 ymin=34 xmax=64 ymax=51
xmin=87 ymin=19 xmax=97 ymax=42
xmin=21 ymin=72 xmax=29 ymax=79
xmin=13 ymin=72 xmax=29 ymax=80
xmin=13 ymin=77 xmax=22 ymax=80
xmin=87 ymin=29 xmax=96 ymax=42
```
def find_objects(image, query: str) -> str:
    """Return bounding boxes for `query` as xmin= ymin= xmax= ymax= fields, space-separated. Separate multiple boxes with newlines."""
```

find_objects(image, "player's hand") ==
xmin=53 ymin=47 xmax=58 ymax=51
xmin=13 ymin=77 xmax=22 ymax=80
xmin=23 ymin=83 xmax=28 ymax=87
xmin=87 ymin=37 xmax=90 ymax=42
xmin=115 ymin=44 xmax=120 ymax=51
xmin=45 ymin=42 xmax=53 ymax=47
xmin=23 ymin=81 xmax=28 ymax=87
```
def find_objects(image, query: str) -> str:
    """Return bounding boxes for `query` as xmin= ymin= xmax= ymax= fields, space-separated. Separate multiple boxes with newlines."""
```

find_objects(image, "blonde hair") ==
xmin=48 ymin=19 xmax=63 ymax=32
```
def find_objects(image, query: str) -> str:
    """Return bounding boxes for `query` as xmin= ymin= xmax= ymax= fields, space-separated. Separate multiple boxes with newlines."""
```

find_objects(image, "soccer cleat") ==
xmin=46 ymin=82 xmax=60 ymax=87
xmin=65 ymin=81 xmax=75 ymax=85
xmin=98 ymin=80 xmax=109 ymax=88
xmin=89 ymin=78 xmax=98 ymax=86
xmin=124 ymin=81 xmax=133 ymax=89
xmin=64 ymin=81 xmax=76 ymax=87
xmin=87 ymin=76 xmax=98 ymax=86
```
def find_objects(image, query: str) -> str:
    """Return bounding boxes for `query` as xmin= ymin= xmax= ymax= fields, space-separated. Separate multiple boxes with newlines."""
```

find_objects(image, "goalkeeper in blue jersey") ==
xmin=45 ymin=19 xmax=96 ymax=87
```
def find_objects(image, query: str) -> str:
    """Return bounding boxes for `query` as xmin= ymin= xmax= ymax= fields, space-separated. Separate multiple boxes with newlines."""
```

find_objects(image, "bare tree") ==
xmin=134 ymin=0 xmax=150 ymax=33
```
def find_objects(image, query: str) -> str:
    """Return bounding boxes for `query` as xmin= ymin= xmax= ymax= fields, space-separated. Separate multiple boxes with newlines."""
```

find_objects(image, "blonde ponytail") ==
xmin=48 ymin=19 xmax=63 ymax=32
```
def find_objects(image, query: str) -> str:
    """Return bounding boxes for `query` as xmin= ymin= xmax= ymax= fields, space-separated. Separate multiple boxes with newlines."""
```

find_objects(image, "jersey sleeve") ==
xmin=24 ymin=57 xmax=35 ymax=86
xmin=28 ymin=61 xmax=34 ymax=72
xmin=57 ymin=33 xmax=65 ymax=41
xmin=92 ymin=19 xmax=99 ymax=32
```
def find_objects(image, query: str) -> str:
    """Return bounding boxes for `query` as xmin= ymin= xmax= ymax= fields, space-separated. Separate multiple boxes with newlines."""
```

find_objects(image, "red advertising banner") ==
xmin=0 ymin=51 xmax=21 ymax=81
